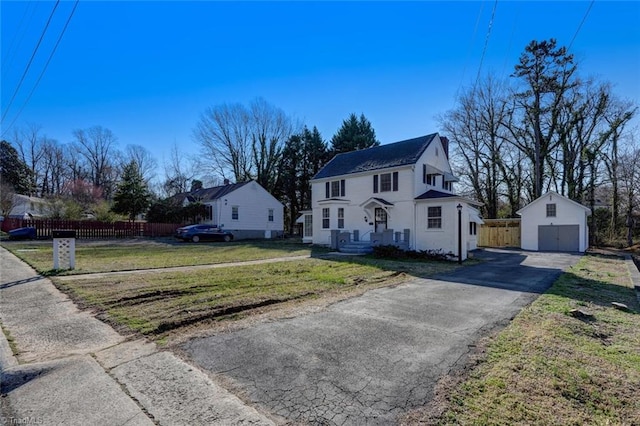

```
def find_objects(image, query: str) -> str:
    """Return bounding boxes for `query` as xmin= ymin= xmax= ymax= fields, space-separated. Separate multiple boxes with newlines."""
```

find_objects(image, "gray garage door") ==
xmin=538 ymin=225 xmax=579 ymax=252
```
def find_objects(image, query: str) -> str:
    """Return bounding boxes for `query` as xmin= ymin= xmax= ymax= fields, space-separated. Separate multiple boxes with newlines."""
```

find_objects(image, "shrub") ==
xmin=372 ymin=245 xmax=455 ymax=261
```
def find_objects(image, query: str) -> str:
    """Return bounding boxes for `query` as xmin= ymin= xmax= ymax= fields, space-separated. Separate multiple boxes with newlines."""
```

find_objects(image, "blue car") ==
xmin=8 ymin=227 xmax=37 ymax=240
xmin=174 ymin=224 xmax=234 ymax=243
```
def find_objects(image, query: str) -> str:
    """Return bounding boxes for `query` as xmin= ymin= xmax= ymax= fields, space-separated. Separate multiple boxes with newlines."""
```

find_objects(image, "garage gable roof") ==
xmin=516 ymin=191 xmax=591 ymax=216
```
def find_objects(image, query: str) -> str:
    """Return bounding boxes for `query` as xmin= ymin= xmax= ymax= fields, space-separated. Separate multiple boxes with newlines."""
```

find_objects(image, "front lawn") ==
xmin=54 ymin=256 xmax=460 ymax=339
xmin=1 ymin=238 xmax=322 ymax=275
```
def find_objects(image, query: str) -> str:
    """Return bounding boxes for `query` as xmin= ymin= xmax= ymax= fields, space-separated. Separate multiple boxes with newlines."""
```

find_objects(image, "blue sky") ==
xmin=1 ymin=1 xmax=639 ymax=171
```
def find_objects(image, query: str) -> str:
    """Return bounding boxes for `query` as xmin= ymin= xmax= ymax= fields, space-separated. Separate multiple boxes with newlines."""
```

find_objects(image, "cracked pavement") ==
xmin=183 ymin=249 xmax=582 ymax=425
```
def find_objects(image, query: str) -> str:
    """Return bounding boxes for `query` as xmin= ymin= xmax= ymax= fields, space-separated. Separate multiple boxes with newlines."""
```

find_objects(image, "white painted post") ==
xmin=52 ymin=230 xmax=76 ymax=270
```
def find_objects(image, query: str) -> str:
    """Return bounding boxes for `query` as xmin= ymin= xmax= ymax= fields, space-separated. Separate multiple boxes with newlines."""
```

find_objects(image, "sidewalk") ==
xmin=0 ymin=247 xmax=274 ymax=425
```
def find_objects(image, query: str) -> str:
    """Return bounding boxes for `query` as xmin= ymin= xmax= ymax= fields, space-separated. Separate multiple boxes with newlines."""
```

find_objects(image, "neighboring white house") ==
xmin=176 ymin=180 xmax=284 ymax=239
xmin=5 ymin=194 xmax=51 ymax=219
xmin=517 ymin=191 xmax=591 ymax=252
xmin=305 ymin=133 xmax=483 ymax=260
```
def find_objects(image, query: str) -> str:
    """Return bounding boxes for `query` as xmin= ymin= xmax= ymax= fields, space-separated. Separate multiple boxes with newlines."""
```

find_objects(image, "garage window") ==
xmin=546 ymin=203 xmax=556 ymax=217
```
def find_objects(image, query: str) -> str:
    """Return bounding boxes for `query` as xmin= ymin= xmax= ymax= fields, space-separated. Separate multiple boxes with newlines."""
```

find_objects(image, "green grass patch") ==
xmin=1 ymin=239 xmax=324 ymax=275
xmin=419 ymin=254 xmax=640 ymax=425
xmin=54 ymin=256 xmax=459 ymax=338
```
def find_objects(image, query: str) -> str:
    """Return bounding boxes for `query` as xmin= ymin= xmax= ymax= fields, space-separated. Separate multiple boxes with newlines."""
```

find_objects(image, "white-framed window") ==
xmin=380 ymin=173 xmax=392 ymax=192
xmin=325 ymin=180 xmax=345 ymax=198
xmin=232 ymin=206 xmax=239 ymax=220
xmin=442 ymin=181 xmax=452 ymax=191
xmin=373 ymin=172 xmax=398 ymax=193
xmin=469 ymin=222 xmax=477 ymax=235
xmin=426 ymin=174 xmax=437 ymax=186
xmin=304 ymin=214 xmax=313 ymax=237
xmin=322 ymin=208 xmax=330 ymax=229
xmin=338 ymin=208 xmax=344 ymax=229
xmin=546 ymin=203 xmax=556 ymax=217
xmin=427 ymin=206 xmax=442 ymax=229
xmin=268 ymin=208 xmax=274 ymax=222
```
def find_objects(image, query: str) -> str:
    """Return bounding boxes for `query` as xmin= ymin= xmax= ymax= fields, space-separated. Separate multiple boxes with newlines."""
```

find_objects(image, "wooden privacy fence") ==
xmin=478 ymin=218 xmax=521 ymax=248
xmin=1 ymin=218 xmax=181 ymax=239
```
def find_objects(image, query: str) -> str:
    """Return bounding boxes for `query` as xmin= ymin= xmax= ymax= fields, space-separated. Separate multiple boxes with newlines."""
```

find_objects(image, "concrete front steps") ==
xmin=339 ymin=241 xmax=374 ymax=254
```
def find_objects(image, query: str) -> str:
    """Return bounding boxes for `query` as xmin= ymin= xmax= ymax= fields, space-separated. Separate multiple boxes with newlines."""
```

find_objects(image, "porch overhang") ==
xmin=359 ymin=197 xmax=394 ymax=218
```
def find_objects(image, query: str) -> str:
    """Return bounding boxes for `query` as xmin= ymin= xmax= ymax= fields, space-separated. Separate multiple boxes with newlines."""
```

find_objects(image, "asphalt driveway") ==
xmin=182 ymin=249 xmax=581 ymax=425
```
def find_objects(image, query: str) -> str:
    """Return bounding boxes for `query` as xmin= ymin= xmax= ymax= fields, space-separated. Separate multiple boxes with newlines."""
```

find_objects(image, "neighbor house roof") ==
xmin=313 ymin=133 xmax=438 ymax=180
xmin=177 ymin=181 xmax=251 ymax=203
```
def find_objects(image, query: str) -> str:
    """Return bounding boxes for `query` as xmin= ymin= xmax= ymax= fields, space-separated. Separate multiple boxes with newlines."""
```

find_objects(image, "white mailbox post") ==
xmin=53 ymin=230 xmax=76 ymax=270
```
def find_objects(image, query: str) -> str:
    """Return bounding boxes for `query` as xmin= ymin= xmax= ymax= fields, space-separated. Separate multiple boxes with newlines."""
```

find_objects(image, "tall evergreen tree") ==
xmin=330 ymin=113 xmax=379 ymax=154
xmin=279 ymin=126 xmax=329 ymax=233
xmin=112 ymin=161 xmax=151 ymax=221
xmin=0 ymin=140 xmax=33 ymax=194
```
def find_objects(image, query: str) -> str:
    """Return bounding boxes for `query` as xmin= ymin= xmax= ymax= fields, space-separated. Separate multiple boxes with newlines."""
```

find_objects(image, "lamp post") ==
xmin=457 ymin=203 xmax=463 ymax=264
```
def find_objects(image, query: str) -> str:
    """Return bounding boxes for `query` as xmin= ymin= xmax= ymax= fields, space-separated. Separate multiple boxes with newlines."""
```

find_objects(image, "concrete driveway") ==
xmin=182 ymin=249 xmax=581 ymax=425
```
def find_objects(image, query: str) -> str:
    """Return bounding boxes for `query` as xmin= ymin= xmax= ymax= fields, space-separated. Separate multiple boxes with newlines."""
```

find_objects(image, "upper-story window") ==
xmin=325 ymin=180 xmax=345 ymax=198
xmin=426 ymin=174 xmax=437 ymax=186
xmin=442 ymin=181 xmax=452 ymax=191
xmin=373 ymin=172 xmax=399 ymax=193
xmin=232 ymin=206 xmax=239 ymax=220
xmin=546 ymin=203 xmax=556 ymax=217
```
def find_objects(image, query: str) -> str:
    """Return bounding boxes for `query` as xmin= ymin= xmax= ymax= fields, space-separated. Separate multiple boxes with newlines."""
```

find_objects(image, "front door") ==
xmin=375 ymin=208 xmax=388 ymax=232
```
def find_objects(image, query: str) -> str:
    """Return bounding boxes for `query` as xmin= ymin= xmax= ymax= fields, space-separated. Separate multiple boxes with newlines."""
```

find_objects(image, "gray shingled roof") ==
xmin=178 ymin=181 xmax=251 ymax=202
xmin=415 ymin=189 xmax=458 ymax=200
xmin=313 ymin=133 xmax=438 ymax=180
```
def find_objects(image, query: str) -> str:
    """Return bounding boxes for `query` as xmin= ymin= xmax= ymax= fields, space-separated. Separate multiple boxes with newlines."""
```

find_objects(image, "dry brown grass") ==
xmin=402 ymin=254 xmax=640 ymax=425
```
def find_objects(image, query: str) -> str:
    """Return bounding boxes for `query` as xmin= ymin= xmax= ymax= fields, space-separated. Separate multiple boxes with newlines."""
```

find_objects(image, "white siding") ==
xmin=206 ymin=181 xmax=284 ymax=236
xmin=312 ymin=166 xmax=416 ymax=245
xmin=415 ymin=200 xmax=472 ymax=260
xmin=518 ymin=192 xmax=590 ymax=252
xmin=413 ymin=135 xmax=455 ymax=197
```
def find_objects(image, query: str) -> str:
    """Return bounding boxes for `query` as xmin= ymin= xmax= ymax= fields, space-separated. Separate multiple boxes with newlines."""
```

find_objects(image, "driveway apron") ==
xmin=182 ymin=249 xmax=581 ymax=425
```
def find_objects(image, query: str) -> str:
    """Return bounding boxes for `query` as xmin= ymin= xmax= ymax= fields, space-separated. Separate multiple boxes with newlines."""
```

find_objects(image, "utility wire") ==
xmin=2 ymin=0 xmax=80 ymax=138
xmin=1 ymin=1 xmax=37 ymax=73
xmin=473 ymin=0 xmax=498 ymax=92
xmin=568 ymin=0 xmax=595 ymax=52
xmin=455 ymin=1 xmax=486 ymax=101
xmin=1 ymin=0 xmax=60 ymax=124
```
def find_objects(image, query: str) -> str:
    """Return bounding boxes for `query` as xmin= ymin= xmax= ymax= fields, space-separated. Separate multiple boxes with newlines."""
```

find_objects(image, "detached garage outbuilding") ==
xmin=517 ymin=191 xmax=591 ymax=252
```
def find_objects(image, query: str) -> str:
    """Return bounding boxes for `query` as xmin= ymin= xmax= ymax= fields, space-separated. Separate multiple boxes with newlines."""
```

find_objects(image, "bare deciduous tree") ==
xmin=193 ymin=98 xmax=294 ymax=193
xmin=72 ymin=125 xmax=118 ymax=198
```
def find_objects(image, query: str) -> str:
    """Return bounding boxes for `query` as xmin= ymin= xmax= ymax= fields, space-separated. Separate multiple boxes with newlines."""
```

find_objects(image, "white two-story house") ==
xmin=303 ymin=133 xmax=483 ymax=260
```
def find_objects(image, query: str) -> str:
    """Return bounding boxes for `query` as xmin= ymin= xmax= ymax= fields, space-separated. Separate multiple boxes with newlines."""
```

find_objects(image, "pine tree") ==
xmin=330 ymin=113 xmax=379 ymax=154
xmin=112 ymin=161 xmax=151 ymax=221
xmin=0 ymin=140 xmax=33 ymax=194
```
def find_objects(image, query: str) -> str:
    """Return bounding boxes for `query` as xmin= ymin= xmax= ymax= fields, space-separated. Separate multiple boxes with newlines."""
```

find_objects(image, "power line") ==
xmin=1 ymin=1 xmax=37 ymax=74
xmin=473 ymin=0 xmax=498 ymax=92
xmin=2 ymin=1 xmax=80 ymax=138
xmin=568 ymin=0 xmax=594 ymax=52
xmin=455 ymin=2 xmax=486 ymax=100
xmin=1 ymin=0 xmax=60 ymax=125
